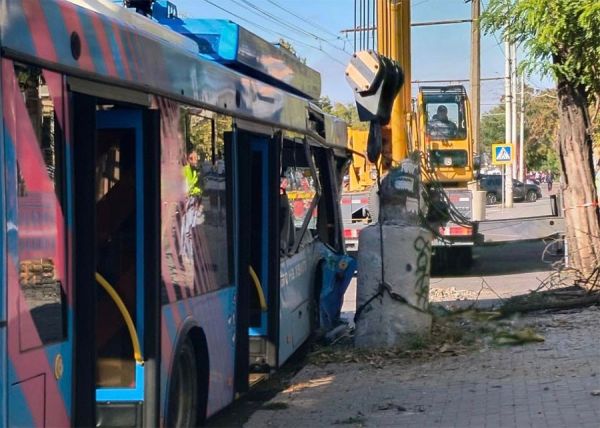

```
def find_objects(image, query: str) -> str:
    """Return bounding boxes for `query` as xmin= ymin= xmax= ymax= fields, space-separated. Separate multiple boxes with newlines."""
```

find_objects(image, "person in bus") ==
xmin=428 ymin=105 xmax=458 ymax=138
xmin=183 ymin=150 xmax=202 ymax=198
xmin=181 ymin=150 xmax=203 ymax=260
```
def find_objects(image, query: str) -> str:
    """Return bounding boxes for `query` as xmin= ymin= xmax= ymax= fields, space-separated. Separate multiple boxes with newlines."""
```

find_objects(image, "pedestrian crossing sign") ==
xmin=492 ymin=143 xmax=512 ymax=165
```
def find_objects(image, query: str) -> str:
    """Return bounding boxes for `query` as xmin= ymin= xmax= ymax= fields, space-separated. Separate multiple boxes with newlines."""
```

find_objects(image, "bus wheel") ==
xmin=486 ymin=192 xmax=497 ymax=205
xmin=166 ymin=336 xmax=199 ymax=428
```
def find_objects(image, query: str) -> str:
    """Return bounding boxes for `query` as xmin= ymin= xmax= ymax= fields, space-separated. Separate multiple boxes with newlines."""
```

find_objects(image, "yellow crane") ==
xmin=343 ymin=0 xmax=478 ymax=267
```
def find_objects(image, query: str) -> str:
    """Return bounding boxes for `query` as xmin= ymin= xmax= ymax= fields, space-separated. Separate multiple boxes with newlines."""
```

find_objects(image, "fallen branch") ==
xmin=499 ymin=292 xmax=600 ymax=317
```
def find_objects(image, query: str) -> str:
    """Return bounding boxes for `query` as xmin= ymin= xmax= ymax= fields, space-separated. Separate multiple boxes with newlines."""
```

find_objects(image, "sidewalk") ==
xmin=245 ymin=307 xmax=600 ymax=427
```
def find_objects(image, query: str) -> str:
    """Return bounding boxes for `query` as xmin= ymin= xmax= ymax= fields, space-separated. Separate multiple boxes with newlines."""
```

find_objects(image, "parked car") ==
xmin=479 ymin=175 xmax=543 ymax=205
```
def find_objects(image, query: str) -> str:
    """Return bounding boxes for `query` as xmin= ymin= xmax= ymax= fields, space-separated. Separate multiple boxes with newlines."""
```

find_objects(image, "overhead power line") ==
xmin=481 ymin=0 xmax=506 ymax=59
xmin=412 ymin=77 xmax=504 ymax=84
xmin=229 ymin=0 xmax=351 ymax=56
xmin=200 ymin=0 xmax=348 ymax=66
xmin=264 ymin=0 xmax=343 ymax=42
xmin=340 ymin=18 xmax=473 ymax=34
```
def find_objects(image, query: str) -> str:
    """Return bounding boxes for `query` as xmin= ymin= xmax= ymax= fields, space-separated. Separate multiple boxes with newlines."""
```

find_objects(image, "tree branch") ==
xmin=590 ymin=94 xmax=600 ymax=125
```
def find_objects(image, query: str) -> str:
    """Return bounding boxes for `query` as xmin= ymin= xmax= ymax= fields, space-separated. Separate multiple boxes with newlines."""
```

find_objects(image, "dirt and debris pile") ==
xmin=308 ymin=305 xmax=552 ymax=368
xmin=429 ymin=286 xmax=479 ymax=302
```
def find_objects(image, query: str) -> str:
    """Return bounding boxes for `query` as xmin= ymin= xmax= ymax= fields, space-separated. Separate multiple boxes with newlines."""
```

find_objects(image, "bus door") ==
xmin=71 ymin=91 xmax=160 ymax=427
xmin=234 ymin=128 xmax=278 ymax=392
xmin=93 ymin=108 xmax=159 ymax=426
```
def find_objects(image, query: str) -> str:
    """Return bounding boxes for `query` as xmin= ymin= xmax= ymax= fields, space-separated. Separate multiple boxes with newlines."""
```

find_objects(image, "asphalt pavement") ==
xmin=244 ymin=192 xmax=600 ymax=428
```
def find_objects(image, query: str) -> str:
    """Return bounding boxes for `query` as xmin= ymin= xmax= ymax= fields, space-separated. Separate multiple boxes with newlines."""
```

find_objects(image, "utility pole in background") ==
xmin=504 ymin=39 xmax=513 ymax=207
xmin=511 ymin=43 xmax=518 ymax=180
xmin=470 ymin=0 xmax=480 ymax=157
xmin=519 ymin=74 xmax=525 ymax=182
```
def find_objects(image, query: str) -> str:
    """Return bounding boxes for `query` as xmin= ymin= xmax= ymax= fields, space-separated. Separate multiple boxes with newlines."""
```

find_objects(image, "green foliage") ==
xmin=185 ymin=112 xmax=232 ymax=162
xmin=480 ymin=86 xmax=561 ymax=174
xmin=480 ymin=105 xmax=505 ymax=153
xmin=317 ymin=96 xmax=368 ymax=130
xmin=317 ymin=96 xmax=333 ymax=114
xmin=277 ymin=38 xmax=307 ymax=64
xmin=481 ymin=0 xmax=600 ymax=101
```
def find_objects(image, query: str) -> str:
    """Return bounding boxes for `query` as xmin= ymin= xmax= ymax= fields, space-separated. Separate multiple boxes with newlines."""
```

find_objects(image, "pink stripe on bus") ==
xmin=22 ymin=0 xmax=57 ymax=62
xmin=58 ymin=2 xmax=95 ymax=72
xmin=7 ymin=259 xmax=70 ymax=426
xmin=42 ymin=70 xmax=65 ymax=135
xmin=112 ymin=23 xmax=132 ymax=80
xmin=2 ymin=60 xmax=53 ymax=193
xmin=124 ymin=30 xmax=141 ymax=81
xmin=90 ymin=12 xmax=117 ymax=77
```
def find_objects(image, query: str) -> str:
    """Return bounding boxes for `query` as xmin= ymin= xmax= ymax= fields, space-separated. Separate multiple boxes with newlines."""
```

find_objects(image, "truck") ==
xmin=341 ymin=85 xmax=479 ymax=267
xmin=341 ymin=1 xmax=564 ymax=266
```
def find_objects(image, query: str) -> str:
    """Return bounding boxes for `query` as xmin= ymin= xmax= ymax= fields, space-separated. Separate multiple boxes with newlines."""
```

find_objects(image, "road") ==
xmin=211 ymin=191 xmax=566 ymax=427
xmin=246 ymin=307 xmax=600 ymax=428
xmin=243 ymin=191 xmax=600 ymax=428
xmin=485 ymin=191 xmax=555 ymax=220
xmin=342 ymin=193 xmax=562 ymax=318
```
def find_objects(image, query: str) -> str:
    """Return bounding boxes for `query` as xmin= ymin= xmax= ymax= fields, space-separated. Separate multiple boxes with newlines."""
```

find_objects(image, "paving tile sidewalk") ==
xmin=245 ymin=307 xmax=600 ymax=428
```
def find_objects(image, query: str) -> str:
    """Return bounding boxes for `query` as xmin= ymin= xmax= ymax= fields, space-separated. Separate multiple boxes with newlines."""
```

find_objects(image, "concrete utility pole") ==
xmin=504 ymin=40 xmax=513 ymax=208
xmin=470 ymin=0 xmax=480 ymax=156
xmin=519 ymin=74 xmax=525 ymax=182
xmin=511 ymin=43 xmax=518 ymax=180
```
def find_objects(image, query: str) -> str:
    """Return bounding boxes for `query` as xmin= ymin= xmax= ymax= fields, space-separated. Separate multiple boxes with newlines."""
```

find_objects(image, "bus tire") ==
xmin=166 ymin=331 xmax=209 ymax=427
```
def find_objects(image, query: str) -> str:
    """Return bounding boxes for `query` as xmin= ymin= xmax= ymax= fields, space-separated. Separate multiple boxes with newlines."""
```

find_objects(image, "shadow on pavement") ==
xmin=433 ymin=240 xmax=562 ymax=278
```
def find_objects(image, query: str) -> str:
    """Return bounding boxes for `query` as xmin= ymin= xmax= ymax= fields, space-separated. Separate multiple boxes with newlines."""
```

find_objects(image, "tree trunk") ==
xmin=556 ymin=79 xmax=600 ymax=283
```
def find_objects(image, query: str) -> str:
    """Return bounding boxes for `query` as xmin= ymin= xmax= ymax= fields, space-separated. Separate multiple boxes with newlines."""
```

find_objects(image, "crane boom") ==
xmin=377 ymin=0 xmax=411 ymax=167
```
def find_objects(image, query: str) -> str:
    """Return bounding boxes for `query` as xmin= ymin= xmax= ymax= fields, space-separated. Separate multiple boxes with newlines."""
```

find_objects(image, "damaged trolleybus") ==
xmin=0 ymin=0 xmax=355 ymax=426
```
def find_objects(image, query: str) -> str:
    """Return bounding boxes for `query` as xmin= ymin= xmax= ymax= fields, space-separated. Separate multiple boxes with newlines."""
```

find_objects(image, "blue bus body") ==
xmin=0 ymin=0 xmax=353 ymax=426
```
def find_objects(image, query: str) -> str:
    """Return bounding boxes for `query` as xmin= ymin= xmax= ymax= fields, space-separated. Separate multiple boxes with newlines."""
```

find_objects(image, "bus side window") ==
xmin=280 ymin=138 xmax=319 ymax=251
xmin=12 ymin=62 xmax=67 ymax=347
xmin=179 ymin=109 xmax=233 ymax=293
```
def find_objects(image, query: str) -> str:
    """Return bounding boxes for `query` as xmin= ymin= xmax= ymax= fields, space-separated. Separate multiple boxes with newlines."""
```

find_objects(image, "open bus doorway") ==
xmin=72 ymin=92 xmax=160 ymax=427
xmin=234 ymin=127 xmax=279 ymax=393
xmin=94 ymin=110 xmax=142 ymax=395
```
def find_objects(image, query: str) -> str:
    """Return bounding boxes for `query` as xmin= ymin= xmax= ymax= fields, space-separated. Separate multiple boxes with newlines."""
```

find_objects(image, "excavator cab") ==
xmin=418 ymin=86 xmax=474 ymax=185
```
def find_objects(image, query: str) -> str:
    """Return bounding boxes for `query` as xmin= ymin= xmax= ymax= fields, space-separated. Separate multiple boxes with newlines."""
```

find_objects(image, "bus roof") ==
xmin=0 ymin=0 xmax=343 ymax=145
xmin=151 ymin=12 xmax=322 ymax=101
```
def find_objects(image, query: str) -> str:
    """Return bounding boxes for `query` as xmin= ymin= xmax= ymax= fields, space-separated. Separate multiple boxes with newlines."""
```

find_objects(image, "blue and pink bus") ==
xmin=0 ymin=1 xmax=354 ymax=426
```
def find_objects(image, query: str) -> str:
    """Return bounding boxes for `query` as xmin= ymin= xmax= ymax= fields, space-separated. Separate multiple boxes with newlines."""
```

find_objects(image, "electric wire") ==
xmin=200 ymin=0 xmax=348 ymax=66
xmin=481 ymin=0 xmax=506 ymax=59
xmin=372 ymin=0 xmax=376 ymax=50
xmin=264 ymin=0 xmax=347 ymax=41
xmin=232 ymin=0 xmax=351 ymax=56
xmin=354 ymin=0 xmax=357 ymax=51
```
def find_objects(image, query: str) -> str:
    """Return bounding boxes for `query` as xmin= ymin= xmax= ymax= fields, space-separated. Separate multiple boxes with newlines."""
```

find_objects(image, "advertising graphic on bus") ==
xmin=0 ymin=1 xmax=355 ymax=426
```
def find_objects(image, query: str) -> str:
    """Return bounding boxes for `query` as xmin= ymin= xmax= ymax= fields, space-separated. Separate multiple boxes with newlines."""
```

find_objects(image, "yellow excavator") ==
xmin=341 ymin=0 xmax=478 ymax=265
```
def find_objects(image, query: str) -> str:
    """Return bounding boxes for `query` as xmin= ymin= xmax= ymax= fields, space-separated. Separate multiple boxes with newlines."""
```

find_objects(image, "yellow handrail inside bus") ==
xmin=248 ymin=266 xmax=267 ymax=312
xmin=95 ymin=272 xmax=144 ymax=365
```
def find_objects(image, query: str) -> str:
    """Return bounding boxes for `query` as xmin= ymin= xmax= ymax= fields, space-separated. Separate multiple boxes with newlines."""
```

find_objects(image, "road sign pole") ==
xmin=502 ymin=165 xmax=505 ymax=208
xmin=505 ymin=164 xmax=513 ymax=208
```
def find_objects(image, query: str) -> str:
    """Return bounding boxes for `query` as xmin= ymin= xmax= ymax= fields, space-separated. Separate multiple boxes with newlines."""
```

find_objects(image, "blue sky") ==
xmin=175 ymin=0 xmax=552 ymax=111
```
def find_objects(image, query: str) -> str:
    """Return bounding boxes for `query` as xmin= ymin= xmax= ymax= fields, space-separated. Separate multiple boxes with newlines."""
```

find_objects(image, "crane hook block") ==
xmin=345 ymin=50 xmax=404 ymax=125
